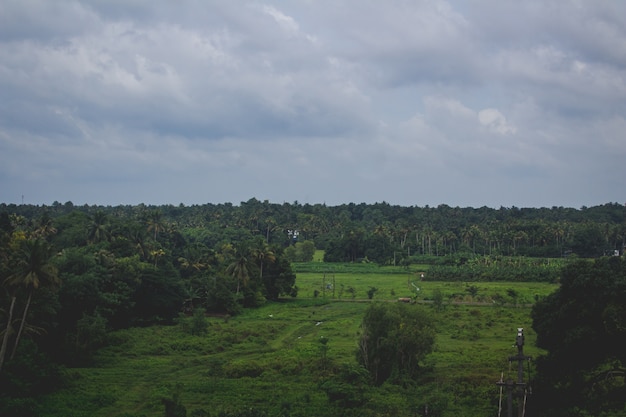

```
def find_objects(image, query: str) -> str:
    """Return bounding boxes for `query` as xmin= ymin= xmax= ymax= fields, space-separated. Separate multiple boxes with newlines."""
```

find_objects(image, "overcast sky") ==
xmin=1 ymin=1 xmax=625 ymax=208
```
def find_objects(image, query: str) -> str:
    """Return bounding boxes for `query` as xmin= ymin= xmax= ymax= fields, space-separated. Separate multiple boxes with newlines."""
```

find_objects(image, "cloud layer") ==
xmin=1 ymin=0 xmax=625 ymax=207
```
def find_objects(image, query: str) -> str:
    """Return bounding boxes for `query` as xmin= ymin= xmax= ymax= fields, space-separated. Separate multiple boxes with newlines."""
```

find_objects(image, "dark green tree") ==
xmin=250 ymin=238 xmax=275 ymax=281
xmin=261 ymin=253 xmax=296 ymax=300
xmin=357 ymin=303 xmax=436 ymax=385
xmin=1 ymin=239 xmax=60 ymax=371
xmin=87 ymin=210 xmax=110 ymax=243
xmin=226 ymin=244 xmax=253 ymax=295
xmin=146 ymin=209 xmax=165 ymax=241
xmin=530 ymin=256 xmax=626 ymax=417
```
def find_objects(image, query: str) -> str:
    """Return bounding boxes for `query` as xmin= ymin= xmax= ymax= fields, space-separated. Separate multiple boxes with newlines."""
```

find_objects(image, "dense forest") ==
xmin=5 ymin=199 xmax=626 ymax=260
xmin=0 ymin=200 xmax=625 ymax=416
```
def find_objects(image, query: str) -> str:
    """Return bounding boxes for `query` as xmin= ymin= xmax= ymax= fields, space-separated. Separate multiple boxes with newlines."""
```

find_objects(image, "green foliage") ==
xmin=1 ymin=201 xmax=624 ymax=416
xmin=531 ymin=256 xmax=626 ymax=417
xmin=465 ymin=284 xmax=479 ymax=297
xmin=28 ymin=299 xmax=549 ymax=417
xmin=284 ymin=240 xmax=316 ymax=263
xmin=190 ymin=308 xmax=208 ymax=336
xmin=163 ymin=383 xmax=187 ymax=417
xmin=426 ymin=256 xmax=562 ymax=282
xmin=432 ymin=288 xmax=445 ymax=311
xmin=295 ymin=272 xmax=557 ymax=305
xmin=261 ymin=254 xmax=296 ymax=301
xmin=366 ymin=286 xmax=378 ymax=299
xmin=346 ymin=286 xmax=356 ymax=299
xmin=358 ymin=303 xmax=436 ymax=385
xmin=292 ymin=261 xmax=412 ymax=274
xmin=1 ymin=237 xmax=60 ymax=372
xmin=72 ymin=312 xmax=108 ymax=364
xmin=319 ymin=363 xmax=370 ymax=408
xmin=317 ymin=336 xmax=330 ymax=369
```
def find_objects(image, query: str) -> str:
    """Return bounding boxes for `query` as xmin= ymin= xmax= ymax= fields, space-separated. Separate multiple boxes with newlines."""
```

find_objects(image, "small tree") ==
xmin=318 ymin=336 xmax=330 ymax=370
xmin=190 ymin=308 xmax=208 ymax=336
xmin=366 ymin=287 xmax=378 ymax=300
xmin=346 ymin=286 xmax=356 ymax=299
xmin=73 ymin=311 xmax=108 ymax=364
xmin=432 ymin=288 xmax=445 ymax=311
xmin=297 ymin=240 xmax=316 ymax=262
xmin=358 ymin=303 xmax=436 ymax=385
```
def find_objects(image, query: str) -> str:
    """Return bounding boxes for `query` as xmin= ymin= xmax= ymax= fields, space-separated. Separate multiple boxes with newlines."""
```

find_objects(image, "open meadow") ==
xmin=36 ymin=271 xmax=558 ymax=417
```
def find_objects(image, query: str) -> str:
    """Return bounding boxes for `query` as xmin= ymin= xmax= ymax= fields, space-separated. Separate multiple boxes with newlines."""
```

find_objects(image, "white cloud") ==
xmin=478 ymin=109 xmax=516 ymax=135
xmin=262 ymin=5 xmax=300 ymax=37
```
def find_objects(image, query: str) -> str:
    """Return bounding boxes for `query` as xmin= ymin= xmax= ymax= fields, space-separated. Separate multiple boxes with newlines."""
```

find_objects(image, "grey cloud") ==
xmin=0 ymin=0 xmax=100 ymax=41
xmin=1 ymin=0 xmax=624 ymax=207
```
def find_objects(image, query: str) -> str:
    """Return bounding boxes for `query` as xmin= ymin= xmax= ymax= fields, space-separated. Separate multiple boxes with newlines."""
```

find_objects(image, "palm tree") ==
xmin=126 ymin=223 xmax=148 ymax=259
xmin=1 ymin=239 xmax=60 ymax=369
xmin=251 ymin=239 xmax=276 ymax=280
xmin=87 ymin=210 xmax=110 ymax=243
xmin=264 ymin=217 xmax=278 ymax=243
xmin=226 ymin=245 xmax=252 ymax=294
xmin=178 ymin=243 xmax=211 ymax=276
xmin=150 ymin=248 xmax=166 ymax=268
xmin=0 ymin=293 xmax=17 ymax=372
xmin=146 ymin=210 xmax=165 ymax=241
xmin=32 ymin=213 xmax=57 ymax=239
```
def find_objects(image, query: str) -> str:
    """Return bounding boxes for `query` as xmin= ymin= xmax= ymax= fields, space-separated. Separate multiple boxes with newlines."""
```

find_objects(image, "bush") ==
xmin=190 ymin=308 xmax=208 ymax=336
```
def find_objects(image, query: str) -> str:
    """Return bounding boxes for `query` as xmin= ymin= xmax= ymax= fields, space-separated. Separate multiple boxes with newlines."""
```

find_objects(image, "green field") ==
xmin=295 ymin=271 xmax=556 ymax=305
xmin=35 ymin=274 xmax=558 ymax=417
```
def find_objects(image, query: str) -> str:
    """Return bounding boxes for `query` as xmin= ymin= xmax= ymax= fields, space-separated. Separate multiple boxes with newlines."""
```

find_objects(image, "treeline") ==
xmin=3 ymin=199 xmax=626 ymax=263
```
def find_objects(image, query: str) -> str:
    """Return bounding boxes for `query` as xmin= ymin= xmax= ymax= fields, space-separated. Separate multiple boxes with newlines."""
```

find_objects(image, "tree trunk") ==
xmin=10 ymin=291 xmax=32 ymax=361
xmin=0 ymin=295 xmax=17 ymax=372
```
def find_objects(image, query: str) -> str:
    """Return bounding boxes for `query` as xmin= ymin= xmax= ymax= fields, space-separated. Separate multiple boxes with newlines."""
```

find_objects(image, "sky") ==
xmin=1 ymin=0 xmax=625 ymax=208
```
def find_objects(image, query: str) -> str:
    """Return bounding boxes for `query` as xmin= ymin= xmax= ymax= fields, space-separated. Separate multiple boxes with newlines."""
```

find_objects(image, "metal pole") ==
xmin=516 ymin=328 xmax=525 ymax=417
xmin=496 ymin=328 xmax=531 ymax=417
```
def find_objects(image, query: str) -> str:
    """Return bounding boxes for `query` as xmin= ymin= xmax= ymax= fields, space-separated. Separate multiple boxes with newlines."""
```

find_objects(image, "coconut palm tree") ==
xmin=251 ymin=239 xmax=276 ymax=281
xmin=87 ymin=210 xmax=110 ymax=243
xmin=32 ymin=212 xmax=57 ymax=239
xmin=0 ymin=293 xmax=17 ymax=372
xmin=226 ymin=245 xmax=253 ymax=294
xmin=1 ymin=239 xmax=60 ymax=370
xmin=146 ymin=210 xmax=165 ymax=241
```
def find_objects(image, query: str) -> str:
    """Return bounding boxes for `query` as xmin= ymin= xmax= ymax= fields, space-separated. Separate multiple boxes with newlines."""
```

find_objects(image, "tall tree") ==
xmin=1 ymin=239 xmax=60 ymax=369
xmin=146 ymin=210 xmax=165 ymax=241
xmin=261 ymin=252 xmax=296 ymax=300
xmin=226 ymin=244 xmax=253 ymax=294
xmin=251 ymin=238 xmax=275 ymax=281
xmin=87 ymin=210 xmax=110 ymax=243
xmin=530 ymin=256 xmax=626 ymax=416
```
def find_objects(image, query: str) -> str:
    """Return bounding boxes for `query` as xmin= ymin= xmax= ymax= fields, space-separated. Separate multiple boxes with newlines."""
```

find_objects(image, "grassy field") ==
xmin=295 ymin=270 xmax=556 ymax=305
xmin=35 ymin=273 xmax=558 ymax=417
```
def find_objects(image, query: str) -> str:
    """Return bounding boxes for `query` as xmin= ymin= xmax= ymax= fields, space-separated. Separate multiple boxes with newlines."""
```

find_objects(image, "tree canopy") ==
xmin=531 ymin=256 xmax=626 ymax=417
xmin=357 ymin=302 xmax=436 ymax=385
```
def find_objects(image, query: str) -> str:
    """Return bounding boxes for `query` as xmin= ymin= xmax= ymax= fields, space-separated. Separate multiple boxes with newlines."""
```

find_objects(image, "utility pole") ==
xmin=496 ymin=328 xmax=531 ymax=417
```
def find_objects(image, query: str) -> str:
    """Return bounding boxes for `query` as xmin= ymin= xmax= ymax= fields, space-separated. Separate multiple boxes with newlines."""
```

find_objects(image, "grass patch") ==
xmin=35 ymin=276 xmax=557 ymax=417
xmin=295 ymin=272 xmax=556 ymax=304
